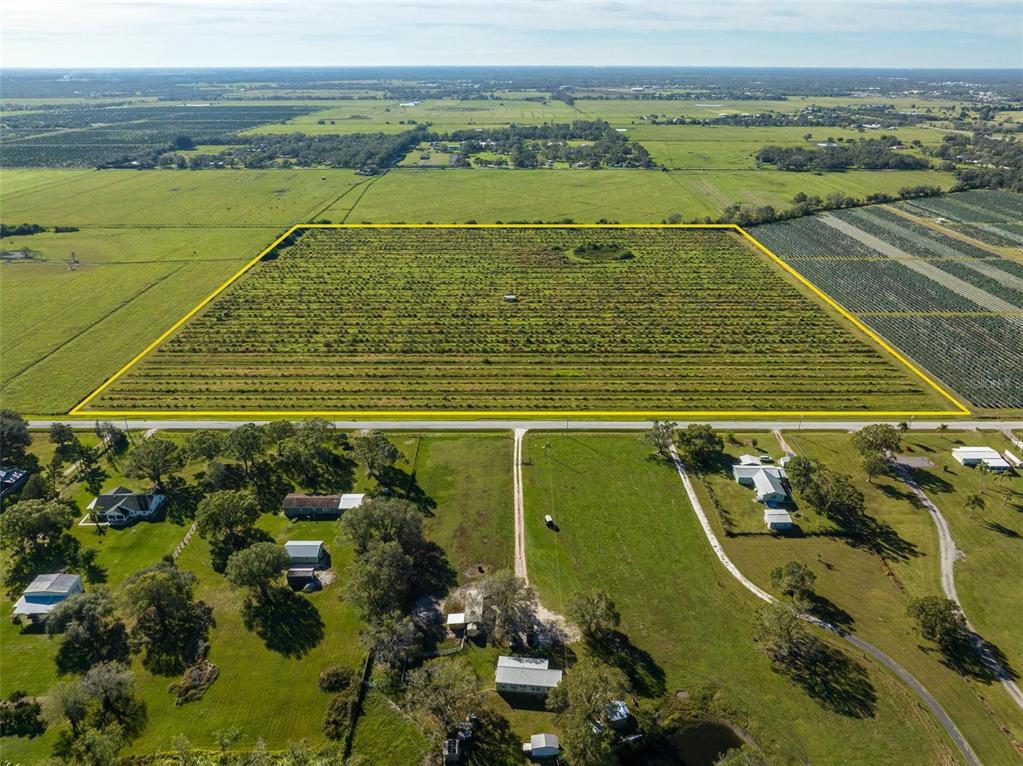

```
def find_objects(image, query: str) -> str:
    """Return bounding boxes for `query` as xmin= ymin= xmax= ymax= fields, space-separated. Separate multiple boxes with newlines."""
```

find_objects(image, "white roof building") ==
xmin=764 ymin=508 xmax=795 ymax=531
xmin=753 ymin=470 xmax=788 ymax=503
xmin=952 ymin=447 xmax=1011 ymax=471
xmin=13 ymin=574 xmax=83 ymax=618
xmin=496 ymin=656 xmax=563 ymax=695
xmin=522 ymin=733 xmax=560 ymax=758
xmin=285 ymin=541 xmax=327 ymax=566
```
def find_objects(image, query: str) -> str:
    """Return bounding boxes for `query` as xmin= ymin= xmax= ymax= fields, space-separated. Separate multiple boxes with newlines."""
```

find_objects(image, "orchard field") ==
xmin=82 ymin=225 xmax=953 ymax=414
xmin=753 ymin=190 xmax=1023 ymax=410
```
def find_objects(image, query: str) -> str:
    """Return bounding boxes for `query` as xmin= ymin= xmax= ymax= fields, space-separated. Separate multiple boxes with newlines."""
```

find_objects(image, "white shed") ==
xmin=285 ymin=541 xmax=327 ymax=567
xmin=522 ymin=733 xmax=560 ymax=759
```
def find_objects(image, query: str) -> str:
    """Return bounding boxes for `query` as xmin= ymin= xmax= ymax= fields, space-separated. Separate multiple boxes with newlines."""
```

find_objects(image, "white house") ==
xmin=88 ymin=487 xmax=164 ymax=525
xmin=285 ymin=541 xmax=328 ymax=568
xmin=522 ymin=733 xmax=559 ymax=759
xmin=13 ymin=574 xmax=83 ymax=621
xmin=952 ymin=447 xmax=1011 ymax=472
xmin=752 ymin=469 xmax=789 ymax=504
xmin=733 ymin=461 xmax=790 ymax=504
xmin=732 ymin=462 xmax=786 ymax=484
xmin=496 ymin=656 xmax=562 ymax=696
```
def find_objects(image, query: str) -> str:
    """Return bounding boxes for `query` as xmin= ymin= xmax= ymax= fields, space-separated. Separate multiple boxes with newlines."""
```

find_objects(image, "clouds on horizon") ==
xmin=2 ymin=0 xmax=1020 ymax=68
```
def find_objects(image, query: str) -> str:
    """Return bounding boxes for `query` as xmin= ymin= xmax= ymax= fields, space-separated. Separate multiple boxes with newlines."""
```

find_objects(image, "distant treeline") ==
xmin=147 ymin=128 xmax=429 ymax=172
xmin=149 ymin=120 xmax=652 ymax=170
xmin=0 ymin=223 xmax=78 ymax=237
xmin=647 ymin=104 xmax=946 ymax=129
xmin=679 ymin=185 xmax=944 ymax=227
xmin=755 ymin=137 xmax=930 ymax=171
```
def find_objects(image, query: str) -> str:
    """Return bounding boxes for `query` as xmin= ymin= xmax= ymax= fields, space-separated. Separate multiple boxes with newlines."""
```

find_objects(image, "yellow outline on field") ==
xmin=69 ymin=223 xmax=970 ymax=418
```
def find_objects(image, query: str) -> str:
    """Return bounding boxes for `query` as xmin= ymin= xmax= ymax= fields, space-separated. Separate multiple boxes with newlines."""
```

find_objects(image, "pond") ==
xmin=670 ymin=720 xmax=745 ymax=766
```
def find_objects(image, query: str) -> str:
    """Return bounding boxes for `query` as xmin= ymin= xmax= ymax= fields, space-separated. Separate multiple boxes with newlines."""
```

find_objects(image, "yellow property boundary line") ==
xmin=70 ymin=223 xmax=970 ymax=418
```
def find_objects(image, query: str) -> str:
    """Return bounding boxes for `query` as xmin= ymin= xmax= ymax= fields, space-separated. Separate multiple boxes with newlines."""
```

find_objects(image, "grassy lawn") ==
xmin=349 ymin=689 xmax=431 ymax=764
xmin=409 ymin=432 xmax=515 ymax=581
xmin=899 ymin=431 xmax=1023 ymax=676
xmin=521 ymin=432 xmax=959 ymax=765
xmin=693 ymin=430 xmax=1023 ymax=765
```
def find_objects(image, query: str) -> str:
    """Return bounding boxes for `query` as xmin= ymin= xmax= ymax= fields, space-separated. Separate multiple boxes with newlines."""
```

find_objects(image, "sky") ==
xmin=1 ymin=0 xmax=1021 ymax=69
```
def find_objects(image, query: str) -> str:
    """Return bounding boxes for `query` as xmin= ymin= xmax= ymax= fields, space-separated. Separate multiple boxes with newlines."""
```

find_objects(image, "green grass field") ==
xmin=83 ymin=226 xmax=950 ymax=414
xmin=239 ymin=96 xmax=962 ymax=136
xmin=338 ymin=168 xmax=955 ymax=223
xmin=521 ymin=432 xmax=960 ymax=765
xmin=627 ymin=125 xmax=948 ymax=169
xmin=899 ymin=431 xmax=1023 ymax=676
xmin=0 ymin=164 xmax=956 ymax=416
xmin=692 ymin=430 xmax=1023 ymax=765
xmin=0 ymin=429 xmax=513 ymax=762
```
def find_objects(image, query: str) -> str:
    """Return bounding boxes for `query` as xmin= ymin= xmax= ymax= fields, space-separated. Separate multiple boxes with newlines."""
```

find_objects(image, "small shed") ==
xmin=764 ymin=508 xmax=795 ymax=532
xmin=285 ymin=540 xmax=327 ymax=568
xmin=339 ymin=493 xmax=366 ymax=511
xmin=522 ymin=733 xmax=560 ymax=759
xmin=286 ymin=566 xmax=318 ymax=589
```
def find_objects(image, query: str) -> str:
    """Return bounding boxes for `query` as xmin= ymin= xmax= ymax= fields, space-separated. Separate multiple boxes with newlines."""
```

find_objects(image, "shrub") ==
xmin=318 ymin=664 xmax=356 ymax=693
xmin=322 ymin=687 xmax=358 ymax=739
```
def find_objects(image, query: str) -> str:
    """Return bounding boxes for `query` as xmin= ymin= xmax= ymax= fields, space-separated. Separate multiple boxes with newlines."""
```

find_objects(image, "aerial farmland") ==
xmin=77 ymin=225 xmax=956 ymax=416
xmin=1 ymin=56 xmax=1022 ymax=766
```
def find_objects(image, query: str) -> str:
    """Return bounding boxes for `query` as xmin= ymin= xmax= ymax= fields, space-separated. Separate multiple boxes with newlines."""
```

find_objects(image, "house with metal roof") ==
xmin=952 ymin=447 xmax=1012 ymax=472
xmin=13 ymin=574 xmax=83 ymax=622
xmin=0 ymin=467 xmax=29 ymax=499
xmin=732 ymin=462 xmax=787 ymax=485
xmin=282 ymin=493 xmax=365 ymax=519
xmin=752 ymin=469 xmax=789 ymax=504
xmin=88 ymin=486 xmax=164 ymax=525
xmin=496 ymin=656 xmax=563 ymax=696
xmin=285 ymin=540 xmax=328 ymax=568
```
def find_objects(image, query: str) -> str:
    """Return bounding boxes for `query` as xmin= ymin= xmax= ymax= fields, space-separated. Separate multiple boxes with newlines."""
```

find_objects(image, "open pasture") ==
xmin=0 ymin=169 xmax=366 ymax=414
xmin=337 ymin=167 xmax=954 ymax=223
xmin=629 ymin=124 xmax=948 ymax=169
xmin=82 ymin=225 xmax=952 ymax=415
xmin=753 ymin=194 xmax=1023 ymax=410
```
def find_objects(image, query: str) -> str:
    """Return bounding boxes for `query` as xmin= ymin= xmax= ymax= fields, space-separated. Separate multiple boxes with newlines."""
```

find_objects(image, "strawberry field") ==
xmin=84 ymin=226 xmax=950 ymax=413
